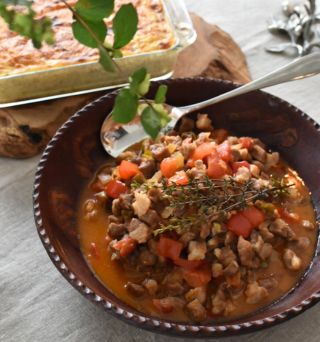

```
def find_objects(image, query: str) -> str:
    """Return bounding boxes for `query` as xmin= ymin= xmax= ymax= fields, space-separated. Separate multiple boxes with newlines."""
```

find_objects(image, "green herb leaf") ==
xmin=141 ymin=106 xmax=162 ymax=139
xmin=129 ymin=67 xmax=147 ymax=94
xmin=112 ymin=3 xmax=138 ymax=49
xmin=112 ymin=88 xmax=139 ymax=123
xmin=75 ymin=0 xmax=114 ymax=22
xmin=72 ymin=18 xmax=106 ymax=48
xmin=155 ymin=84 xmax=168 ymax=104
xmin=0 ymin=2 xmax=54 ymax=48
xmin=98 ymin=46 xmax=116 ymax=72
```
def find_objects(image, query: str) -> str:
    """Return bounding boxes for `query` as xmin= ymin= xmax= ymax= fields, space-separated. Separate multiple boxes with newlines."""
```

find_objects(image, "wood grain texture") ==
xmin=0 ymin=14 xmax=250 ymax=159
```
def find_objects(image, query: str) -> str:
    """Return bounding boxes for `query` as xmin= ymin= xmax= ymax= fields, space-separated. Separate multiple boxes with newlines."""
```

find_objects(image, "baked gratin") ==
xmin=0 ymin=0 xmax=176 ymax=76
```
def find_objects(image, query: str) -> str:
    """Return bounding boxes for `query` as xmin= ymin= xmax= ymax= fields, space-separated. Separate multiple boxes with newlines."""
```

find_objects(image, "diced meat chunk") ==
xmin=212 ymin=263 xmax=224 ymax=278
xmin=108 ymin=223 xmax=127 ymax=239
xmin=125 ymin=282 xmax=145 ymax=297
xmin=188 ymin=241 xmax=207 ymax=261
xmin=139 ymin=249 xmax=156 ymax=266
xmin=250 ymin=164 xmax=260 ymax=178
xmin=153 ymin=297 xmax=185 ymax=314
xmin=179 ymin=231 xmax=196 ymax=248
xmin=140 ymin=209 xmax=160 ymax=228
xmin=186 ymin=299 xmax=207 ymax=321
xmin=181 ymin=137 xmax=196 ymax=159
xmin=211 ymin=284 xmax=228 ymax=315
xmin=143 ymin=278 xmax=158 ymax=295
xmin=264 ymin=152 xmax=279 ymax=171
xmin=185 ymin=286 xmax=206 ymax=304
xmin=150 ymin=144 xmax=170 ymax=161
xmin=292 ymin=236 xmax=310 ymax=251
xmin=165 ymin=282 xmax=185 ymax=296
xmin=258 ymin=243 xmax=273 ymax=260
xmin=302 ymin=219 xmax=315 ymax=230
xmin=214 ymin=246 xmax=237 ymax=267
xmin=283 ymin=249 xmax=302 ymax=271
xmin=129 ymin=220 xmax=150 ymax=244
xmin=118 ymin=193 xmax=134 ymax=209
xmin=138 ymin=159 xmax=156 ymax=178
xmin=196 ymin=113 xmax=213 ymax=131
xmin=188 ymin=159 xmax=207 ymax=179
xmin=258 ymin=277 xmax=278 ymax=291
xmin=235 ymin=166 xmax=251 ymax=183
xmin=269 ymin=218 xmax=296 ymax=241
xmin=251 ymin=144 xmax=267 ymax=162
xmin=238 ymin=236 xmax=255 ymax=267
xmin=258 ymin=221 xmax=274 ymax=241
xmin=223 ymin=260 xmax=240 ymax=276
xmin=245 ymin=281 xmax=268 ymax=304
xmin=132 ymin=191 xmax=151 ymax=218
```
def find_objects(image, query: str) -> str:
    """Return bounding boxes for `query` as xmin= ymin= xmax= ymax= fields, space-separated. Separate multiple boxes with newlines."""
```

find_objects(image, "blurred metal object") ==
xmin=266 ymin=0 xmax=320 ymax=56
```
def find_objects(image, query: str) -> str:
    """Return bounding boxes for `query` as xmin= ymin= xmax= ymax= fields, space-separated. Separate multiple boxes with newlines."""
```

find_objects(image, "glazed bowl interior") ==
xmin=33 ymin=78 xmax=320 ymax=337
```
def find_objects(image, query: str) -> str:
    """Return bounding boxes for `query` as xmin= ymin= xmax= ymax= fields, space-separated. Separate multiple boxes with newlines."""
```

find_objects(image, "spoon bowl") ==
xmin=101 ymin=53 xmax=320 ymax=157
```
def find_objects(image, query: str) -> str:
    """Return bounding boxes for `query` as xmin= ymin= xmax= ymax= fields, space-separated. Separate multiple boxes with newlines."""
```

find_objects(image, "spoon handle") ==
xmin=178 ymin=52 xmax=320 ymax=115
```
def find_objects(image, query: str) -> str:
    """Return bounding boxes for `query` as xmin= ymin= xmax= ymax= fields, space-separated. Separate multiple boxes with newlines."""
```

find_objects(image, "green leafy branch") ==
xmin=0 ymin=0 xmax=171 ymax=139
xmin=0 ymin=0 xmax=54 ymax=48
xmin=111 ymin=67 xmax=171 ymax=138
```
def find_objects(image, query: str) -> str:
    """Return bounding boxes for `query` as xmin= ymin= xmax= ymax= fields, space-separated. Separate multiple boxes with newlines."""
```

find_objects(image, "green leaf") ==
xmin=98 ymin=46 xmax=115 ymax=72
xmin=129 ymin=67 xmax=147 ymax=94
xmin=75 ymin=0 xmax=114 ymax=22
xmin=141 ymin=106 xmax=162 ymax=139
xmin=112 ymin=88 xmax=138 ymax=124
xmin=138 ymin=73 xmax=150 ymax=96
xmin=112 ymin=3 xmax=138 ymax=49
xmin=155 ymin=84 xmax=168 ymax=104
xmin=12 ymin=12 xmax=33 ymax=36
xmin=72 ymin=18 xmax=106 ymax=48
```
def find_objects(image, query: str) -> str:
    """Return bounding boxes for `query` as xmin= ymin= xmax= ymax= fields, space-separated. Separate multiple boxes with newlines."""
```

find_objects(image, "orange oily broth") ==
xmin=78 ymin=166 xmax=317 ymax=322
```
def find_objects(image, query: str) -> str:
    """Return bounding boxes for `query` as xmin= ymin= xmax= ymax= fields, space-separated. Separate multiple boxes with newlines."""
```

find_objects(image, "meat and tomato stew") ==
xmin=79 ymin=114 xmax=317 ymax=322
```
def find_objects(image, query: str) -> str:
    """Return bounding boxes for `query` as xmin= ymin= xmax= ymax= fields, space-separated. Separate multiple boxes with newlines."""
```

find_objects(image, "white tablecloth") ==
xmin=1 ymin=1 xmax=320 ymax=341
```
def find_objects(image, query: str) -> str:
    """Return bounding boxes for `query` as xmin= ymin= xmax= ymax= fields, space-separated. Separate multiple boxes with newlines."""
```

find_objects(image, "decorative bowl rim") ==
xmin=33 ymin=77 xmax=320 ymax=338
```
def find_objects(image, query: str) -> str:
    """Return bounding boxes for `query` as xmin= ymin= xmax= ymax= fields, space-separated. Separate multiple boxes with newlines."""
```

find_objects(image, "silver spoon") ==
xmin=101 ymin=52 xmax=320 ymax=157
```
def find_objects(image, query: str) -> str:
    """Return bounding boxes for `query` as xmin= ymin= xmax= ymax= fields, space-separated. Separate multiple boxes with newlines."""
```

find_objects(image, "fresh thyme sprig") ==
xmin=153 ymin=216 xmax=198 ymax=237
xmin=153 ymin=176 xmax=293 ymax=236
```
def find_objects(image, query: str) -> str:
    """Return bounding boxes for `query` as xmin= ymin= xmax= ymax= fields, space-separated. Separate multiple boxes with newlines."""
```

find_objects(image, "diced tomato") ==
xmin=217 ymin=140 xmax=232 ymax=162
xmin=152 ymin=298 xmax=174 ymax=313
xmin=105 ymin=180 xmax=127 ymax=199
xmin=227 ymin=212 xmax=253 ymax=238
xmin=242 ymin=206 xmax=265 ymax=227
xmin=182 ymin=266 xmax=212 ymax=287
xmin=118 ymin=160 xmax=139 ymax=180
xmin=160 ymin=157 xmax=180 ymax=178
xmin=157 ymin=236 xmax=183 ymax=261
xmin=277 ymin=207 xmax=300 ymax=223
xmin=232 ymin=161 xmax=250 ymax=173
xmin=113 ymin=237 xmax=136 ymax=257
xmin=174 ymin=258 xmax=204 ymax=270
xmin=239 ymin=137 xmax=254 ymax=149
xmin=207 ymin=153 xmax=229 ymax=179
xmin=189 ymin=142 xmax=216 ymax=166
xmin=168 ymin=171 xmax=189 ymax=186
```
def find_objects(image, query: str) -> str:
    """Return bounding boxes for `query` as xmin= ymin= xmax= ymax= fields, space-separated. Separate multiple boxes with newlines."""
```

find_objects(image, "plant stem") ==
xmin=60 ymin=0 xmax=119 ymax=71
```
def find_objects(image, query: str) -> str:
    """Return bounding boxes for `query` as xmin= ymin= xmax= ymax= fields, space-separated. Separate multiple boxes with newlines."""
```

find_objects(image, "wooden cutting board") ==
xmin=0 ymin=14 xmax=251 ymax=159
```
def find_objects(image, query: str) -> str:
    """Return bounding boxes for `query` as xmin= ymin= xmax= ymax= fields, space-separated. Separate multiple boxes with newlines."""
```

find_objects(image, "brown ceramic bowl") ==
xmin=33 ymin=78 xmax=320 ymax=338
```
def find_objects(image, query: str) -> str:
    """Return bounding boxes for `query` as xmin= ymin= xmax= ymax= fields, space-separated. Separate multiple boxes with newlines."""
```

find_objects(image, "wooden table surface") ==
xmin=1 ymin=1 xmax=320 ymax=341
